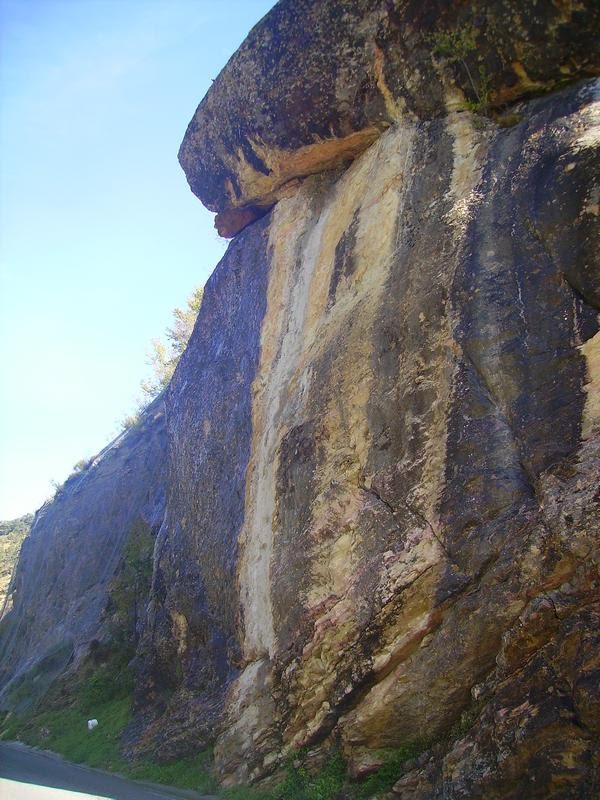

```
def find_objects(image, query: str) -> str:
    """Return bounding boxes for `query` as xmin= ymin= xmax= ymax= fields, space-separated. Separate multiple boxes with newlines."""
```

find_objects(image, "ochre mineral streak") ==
xmin=1 ymin=2 xmax=599 ymax=798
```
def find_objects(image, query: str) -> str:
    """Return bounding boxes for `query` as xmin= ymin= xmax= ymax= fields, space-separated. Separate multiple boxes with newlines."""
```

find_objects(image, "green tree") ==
xmin=141 ymin=286 xmax=204 ymax=398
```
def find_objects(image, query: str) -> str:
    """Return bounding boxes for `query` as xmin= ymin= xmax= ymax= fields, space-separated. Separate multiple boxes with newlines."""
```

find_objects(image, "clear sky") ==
xmin=0 ymin=0 xmax=275 ymax=519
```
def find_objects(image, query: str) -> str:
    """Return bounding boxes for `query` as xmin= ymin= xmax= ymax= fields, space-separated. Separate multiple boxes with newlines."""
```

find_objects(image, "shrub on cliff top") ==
xmin=141 ymin=285 xmax=204 ymax=398
xmin=428 ymin=24 xmax=491 ymax=114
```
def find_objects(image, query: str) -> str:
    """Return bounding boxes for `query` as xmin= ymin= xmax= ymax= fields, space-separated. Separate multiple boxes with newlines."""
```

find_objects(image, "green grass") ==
xmin=2 ymin=652 xmax=133 ymax=771
xmin=274 ymin=751 xmax=346 ymax=800
xmin=353 ymin=744 xmax=422 ymax=799
xmin=220 ymin=786 xmax=274 ymax=800
xmin=3 ymin=696 xmax=424 ymax=800
xmin=4 ymin=698 xmax=216 ymax=792
xmin=0 ymin=656 xmax=216 ymax=794
xmin=2 ymin=651 xmax=427 ymax=800
xmin=19 ymin=697 xmax=131 ymax=770
xmin=219 ymin=751 xmax=346 ymax=800
xmin=220 ymin=743 xmax=422 ymax=800
xmin=129 ymin=752 xmax=217 ymax=794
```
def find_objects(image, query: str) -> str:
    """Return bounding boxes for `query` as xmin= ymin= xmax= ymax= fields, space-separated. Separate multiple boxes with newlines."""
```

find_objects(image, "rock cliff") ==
xmin=180 ymin=0 xmax=599 ymax=236
xmin=0 ymin=399 xmax=167 ymax=714
xmin=2 ymin=2 xmax=599 ymax=798
xmin=0 ymin=514 xmax=32 ymax=615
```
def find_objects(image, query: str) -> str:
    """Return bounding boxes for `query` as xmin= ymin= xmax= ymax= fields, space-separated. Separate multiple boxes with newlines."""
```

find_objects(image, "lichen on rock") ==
xmin=179 ymin=0 xmax=600 ymax=236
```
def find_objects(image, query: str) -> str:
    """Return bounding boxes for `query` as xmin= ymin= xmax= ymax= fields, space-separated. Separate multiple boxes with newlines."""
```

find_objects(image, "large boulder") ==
xmin=178 ymin=0 xmax=600 ymax=235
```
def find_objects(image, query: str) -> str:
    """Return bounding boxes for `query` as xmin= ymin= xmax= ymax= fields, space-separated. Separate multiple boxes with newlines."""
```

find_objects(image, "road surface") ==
xmin=0 ymin=741 xmax=216 ymax=800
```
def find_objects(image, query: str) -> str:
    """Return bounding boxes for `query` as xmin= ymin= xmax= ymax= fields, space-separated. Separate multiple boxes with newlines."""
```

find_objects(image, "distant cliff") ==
xmin=1 ymin=2 xmax=599 ymax=798
xmin=0 ymin=514 xmax=33 ymax=616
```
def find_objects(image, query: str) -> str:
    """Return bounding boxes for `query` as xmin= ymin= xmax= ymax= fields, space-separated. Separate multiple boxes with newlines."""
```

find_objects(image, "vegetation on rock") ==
xmin=118 ymin=284 xmax=203 ymax=432
xmin=107 ymin=517 xmax=154 ymax=645
xmin=141 ymin=285 xmax=204 ymax=399
xmin=0 ymin=510 xmax=212 ymax=792
xmin=219 ymin=744 xmax=426 ymax=800
xmin=428 ymin=25 xmax=491 ymax=114
xmin=0 ymin=650 xmax=216 ymax=793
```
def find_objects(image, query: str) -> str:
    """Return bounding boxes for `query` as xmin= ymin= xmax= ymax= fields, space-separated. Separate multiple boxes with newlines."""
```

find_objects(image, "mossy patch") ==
xmin=428 ymin=24 xmax=491 ymax=114
xmin=220 ymin=743 xmax=425 ymax=800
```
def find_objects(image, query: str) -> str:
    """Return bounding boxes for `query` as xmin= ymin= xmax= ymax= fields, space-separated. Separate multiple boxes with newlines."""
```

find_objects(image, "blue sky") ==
xmin=0 ymin=0 xmax=274 ymax=518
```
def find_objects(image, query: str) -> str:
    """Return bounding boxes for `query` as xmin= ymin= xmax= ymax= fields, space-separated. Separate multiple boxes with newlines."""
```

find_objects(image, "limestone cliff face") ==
xmin=0 ymin=400 xmax=167 ymax=714
xmin=137 ymin=2 xmax=600 ymax=795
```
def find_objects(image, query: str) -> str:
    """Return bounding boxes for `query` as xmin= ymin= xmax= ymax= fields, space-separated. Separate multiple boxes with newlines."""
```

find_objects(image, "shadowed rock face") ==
xmin=130 ymin=218 xmax=272 ymax=761
xmin=179 ymin=0 xmax=600 ymax=235
xmin=0 ymin=400 xmax=167 ymax=713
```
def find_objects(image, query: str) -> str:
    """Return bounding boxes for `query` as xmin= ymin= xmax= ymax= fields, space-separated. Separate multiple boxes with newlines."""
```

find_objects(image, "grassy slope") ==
xmin=0 ymin=656 xmax=217 ymax=794
xmin=1 ymin=527 xmax=429 ymax=800
xmin=1 ymin=675 xmax=423 ymax=800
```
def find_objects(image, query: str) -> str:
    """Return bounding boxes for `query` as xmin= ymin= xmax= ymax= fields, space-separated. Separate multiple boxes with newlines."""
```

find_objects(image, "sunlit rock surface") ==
xmin=179 ymin=0 xmax=599 ymax=235
xmin=0 ymin=514 xmax=33 ymax=616
xmin=141 ymin=66 xmax=600 ymax=794
xmin=2 ymin=1 xmax=599 ymax=797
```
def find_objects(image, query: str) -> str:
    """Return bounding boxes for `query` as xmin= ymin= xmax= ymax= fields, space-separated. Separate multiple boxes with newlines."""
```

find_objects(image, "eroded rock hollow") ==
xmin=2 ymin=2 xmax=599 ymax=797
